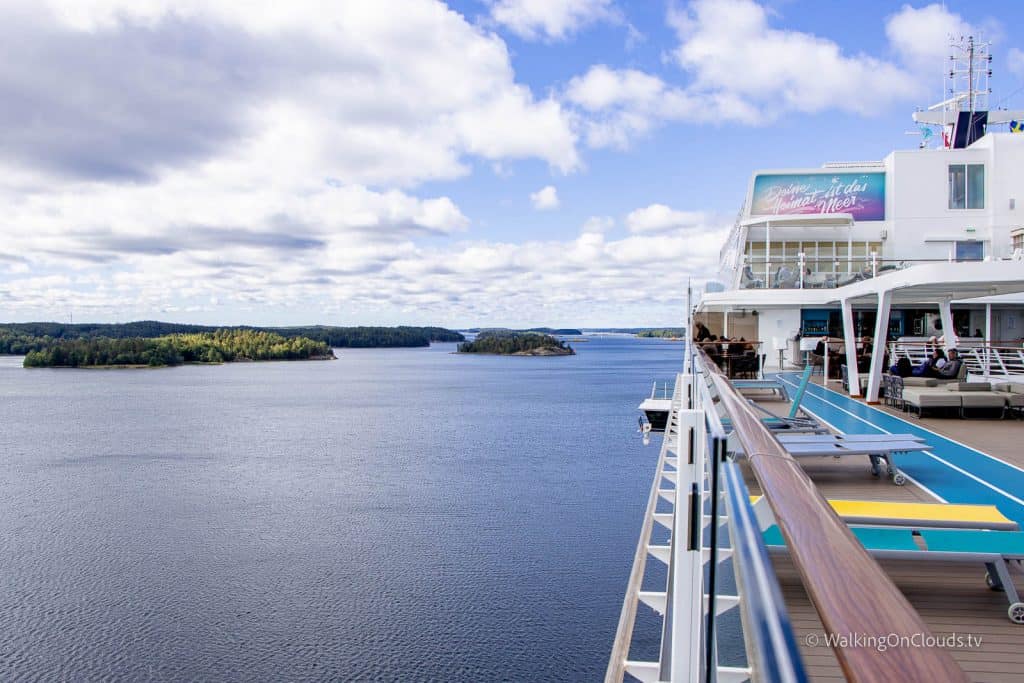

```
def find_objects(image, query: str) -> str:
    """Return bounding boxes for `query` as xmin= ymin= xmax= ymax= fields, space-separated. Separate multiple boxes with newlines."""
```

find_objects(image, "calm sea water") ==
xmin=0 ymin=336 xmax=684 ymax=681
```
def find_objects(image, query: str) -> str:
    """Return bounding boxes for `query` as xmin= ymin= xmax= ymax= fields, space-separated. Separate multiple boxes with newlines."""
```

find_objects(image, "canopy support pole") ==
xmin=841 ymin=298 xmax=860 ymax=397
xmin=866 ymin=289 xmax=892 ymax=403
xmin=939 ymin=300 xmax=958 ymax=351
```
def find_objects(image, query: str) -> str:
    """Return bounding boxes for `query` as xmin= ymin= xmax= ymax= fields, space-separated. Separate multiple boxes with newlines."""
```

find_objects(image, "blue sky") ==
xmin=0 ymin=1 xmax=1021 ymax=328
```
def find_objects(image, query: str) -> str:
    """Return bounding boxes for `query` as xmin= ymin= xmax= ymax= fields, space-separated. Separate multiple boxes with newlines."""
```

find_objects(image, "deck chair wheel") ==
xmin=1009 ymin=602 xmax=1024 ymax=625
xmin=986 ymin=571 xmax=1005 ymax=592
xmin=892 ymin=473 xmax=907 ymax=486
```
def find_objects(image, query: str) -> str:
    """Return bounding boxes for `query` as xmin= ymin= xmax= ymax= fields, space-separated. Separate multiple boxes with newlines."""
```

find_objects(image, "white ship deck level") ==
xmin=607 ymin=352 xmax=1024 ymax=683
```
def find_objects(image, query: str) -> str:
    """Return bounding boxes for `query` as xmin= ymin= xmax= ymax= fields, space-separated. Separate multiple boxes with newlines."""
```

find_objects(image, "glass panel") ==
xmin=967 ymin=164 xmax=985 ymax=209
xmin=955 ymin=240 xmax=984 ymax=261
xmin=948 ymin=164 xmax=966 ymax=209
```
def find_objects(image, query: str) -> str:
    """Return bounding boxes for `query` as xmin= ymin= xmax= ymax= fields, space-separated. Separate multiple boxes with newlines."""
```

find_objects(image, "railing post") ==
xmin=671 ymin=404 xmax=707 ymax=683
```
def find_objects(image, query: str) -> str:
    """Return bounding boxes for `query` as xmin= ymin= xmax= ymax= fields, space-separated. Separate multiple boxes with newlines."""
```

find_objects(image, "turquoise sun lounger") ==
xmin=763 ymin=525 xmax=1024 ymax=623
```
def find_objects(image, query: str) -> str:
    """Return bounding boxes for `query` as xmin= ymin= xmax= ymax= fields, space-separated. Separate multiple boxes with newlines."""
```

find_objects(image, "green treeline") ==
xmin=458 ymin=332 xmax=574 ymax=355
xmin=0 ymin=330 xmax=50 ymax=355
xmin=636 ymin=328 xmax=688 ymax=338
xmin=273 ymin=326 xmax=463 ymax=347
xmin=0 ymin=321 xmax=464 ymax=353
xmin=22 ymin=330 xmax=333 ymax=368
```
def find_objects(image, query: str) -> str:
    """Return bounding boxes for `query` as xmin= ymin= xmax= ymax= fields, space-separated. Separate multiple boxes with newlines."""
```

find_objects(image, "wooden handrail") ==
xmin=699 ymin=348 xmax=969 ymax=682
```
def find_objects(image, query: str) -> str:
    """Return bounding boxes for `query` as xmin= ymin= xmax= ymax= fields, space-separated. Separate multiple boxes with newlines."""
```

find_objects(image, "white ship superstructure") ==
xmin=696 ymin=36 xmax=1024 ymax=405
xmin=609 ymin=40 xmax=1024 ymax=683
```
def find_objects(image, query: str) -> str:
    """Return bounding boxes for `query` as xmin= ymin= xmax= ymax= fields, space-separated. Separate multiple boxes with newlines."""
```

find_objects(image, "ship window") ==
xmin=955 ymin=240 xmax=984 ymax=261
xmin=948 ymin=164 xmax=984 ymax=209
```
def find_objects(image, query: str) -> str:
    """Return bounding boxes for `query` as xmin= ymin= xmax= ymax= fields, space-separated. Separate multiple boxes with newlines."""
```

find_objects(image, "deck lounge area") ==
xmin=744 ymin=377 xmax=1024 ymax=682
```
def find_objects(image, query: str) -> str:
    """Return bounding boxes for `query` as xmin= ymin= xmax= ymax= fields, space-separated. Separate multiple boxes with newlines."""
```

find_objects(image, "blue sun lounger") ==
xmin=773 ymin=433 xmax=929 ymax=485
xmin=764 ymin=525 xmax=1024 ymax=623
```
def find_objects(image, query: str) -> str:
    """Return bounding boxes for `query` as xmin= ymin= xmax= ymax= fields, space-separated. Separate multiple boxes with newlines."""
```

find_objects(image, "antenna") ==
xmin=949 ymin=35 xmax=991 ymax=115
xmin=913 ymin=34 xmax=1009 ymax=148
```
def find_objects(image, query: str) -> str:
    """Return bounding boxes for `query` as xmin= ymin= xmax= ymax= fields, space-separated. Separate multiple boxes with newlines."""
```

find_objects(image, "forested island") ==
xmin=458 ymin=332 xmax=575 ymax=356
xmin=636 ymin=328 xmax=688 ymax=339
xmin=0 ymin=322 xmax=463 ymax=352
xmin=22 ymin=330 xmax=334 ymax=368
xmin=462 ymin=327 xmax=583 ymax=336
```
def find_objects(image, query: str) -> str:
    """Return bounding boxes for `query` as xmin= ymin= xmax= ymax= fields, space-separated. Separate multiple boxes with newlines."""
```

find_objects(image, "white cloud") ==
xmin=566 ymin=65 xmax=665 ymax=112
xmin=530 ymin=185 xmax=560 ymax=210
xmin=626 ymin=205 xmax=706 ymax=234
xmin=581 ymin=216 xmax=615 ymax=234
xmin=489 ymin=0 xmax=618 ymax=41
xmin=562 ymin=1 xmax=980 ymax=151
xmin=1009 ymin=48 xmax=1024 ymax=79
xmin=565 ymin=64 xmax=757 ymax=148
xmin=4 ymin=1 xmax=579 ymax=185
xmin=0 ymin=1 xmax=607 ymax=325
xmin=885 ymin=4 xmax=974 ymax=70
xmin=670 ymin=0 xmax=917 ymax=117
xmin=0 ymin=188 xmax=728 ymax=326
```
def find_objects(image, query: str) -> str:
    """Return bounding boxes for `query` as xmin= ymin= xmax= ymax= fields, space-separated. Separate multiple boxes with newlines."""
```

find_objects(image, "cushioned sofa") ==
xmin=901 ymin=380 xmax=1024 ymax=418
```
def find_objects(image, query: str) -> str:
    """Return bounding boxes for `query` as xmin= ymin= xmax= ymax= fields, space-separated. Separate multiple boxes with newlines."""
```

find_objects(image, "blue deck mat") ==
xmin=764 ymin=525 xmax=920 ymax=552
xmin=773 ymin=373 xmax=1024 ymax=526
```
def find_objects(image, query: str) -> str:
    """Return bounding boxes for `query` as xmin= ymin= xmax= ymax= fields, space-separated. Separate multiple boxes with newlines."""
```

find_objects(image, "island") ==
xmin=462 ymin=327 xmax=583 ymax=336
xmin=636 ymin=328 xmax=688 ymax=339
xmin=457 ymin=331 xmax=575 ymax=356
xmin=21 ymin=330 xmax=335 ymax=368
xmin=0 ymin=321 xmax=465 ymax=356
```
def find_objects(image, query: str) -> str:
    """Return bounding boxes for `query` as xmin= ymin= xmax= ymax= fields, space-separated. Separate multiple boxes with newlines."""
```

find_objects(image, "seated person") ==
xmin=813 ymin=336 xmax=827 ymax=357
xmin=911 ymin=355 xmax=934 ymax=377
xmin=856 ymin=337 xmax=874 ymax=373
xmin=889 ymin=357 xmax=914 ymax=378
xmin=911 ymin=349 xmax=945 ymax=377
xmin=931 ymin=349 xmax=962 ymax=379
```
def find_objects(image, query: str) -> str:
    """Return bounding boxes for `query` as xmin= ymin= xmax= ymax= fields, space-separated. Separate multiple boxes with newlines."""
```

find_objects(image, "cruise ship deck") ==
xmin=747 ymin=376 xmax=1024 ymax=682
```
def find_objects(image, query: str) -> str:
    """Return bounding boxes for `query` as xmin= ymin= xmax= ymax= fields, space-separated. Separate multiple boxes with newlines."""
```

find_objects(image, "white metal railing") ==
xmin=889 ymin=341 xmax=1024 ymax=377
xmin=607 ymin=353 xmax=807 ymax=683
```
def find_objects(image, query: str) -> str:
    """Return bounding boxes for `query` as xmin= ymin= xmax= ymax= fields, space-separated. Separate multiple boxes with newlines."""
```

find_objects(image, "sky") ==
xmin=1 ymin=0 xmax=1022 ymax=328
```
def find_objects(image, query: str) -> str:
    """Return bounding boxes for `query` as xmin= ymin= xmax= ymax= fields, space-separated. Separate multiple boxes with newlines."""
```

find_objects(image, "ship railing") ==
xmin=889 ymin=340 xmax=1024 ymax=377
xmin=649 ymin=380 xmax=674 ymax=400
xmin=608 ymin=350 xmax=804 ymax=683
xmin=738 ymin=256 xmax=985 ymax=290
xmin=696 ymin=347 xmax=966 ymax=681
xmin=608 ymin=346 xmax=968 ymax=682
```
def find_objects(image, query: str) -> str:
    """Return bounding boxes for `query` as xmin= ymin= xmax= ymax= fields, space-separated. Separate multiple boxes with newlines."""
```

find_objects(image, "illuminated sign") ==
xmin=750 ymin=172 xmax=885 ymax=221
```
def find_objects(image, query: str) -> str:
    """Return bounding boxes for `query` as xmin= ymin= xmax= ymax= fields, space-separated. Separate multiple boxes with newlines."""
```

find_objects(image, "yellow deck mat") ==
xmin=749 ymin=496 xmax=1017 ymax=530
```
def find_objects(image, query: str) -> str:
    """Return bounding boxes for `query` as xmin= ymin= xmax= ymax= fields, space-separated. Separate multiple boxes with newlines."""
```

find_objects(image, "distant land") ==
xmin=635 ymin=328 xmax=688 ymax=338
xmin=0 ymin=321 xmax=465 ymax=356
xmin=458 ymin=331 xmax=575 ymax=356
xmin=462 ymin=327 xmax=583 ymax=336
xmin=22 ymin=330 xmax=334 ymax=368
xmin=583 ymin=328 xmax=687 ymax=335
xmin=460 ymin=327 xmax=689 ymax=337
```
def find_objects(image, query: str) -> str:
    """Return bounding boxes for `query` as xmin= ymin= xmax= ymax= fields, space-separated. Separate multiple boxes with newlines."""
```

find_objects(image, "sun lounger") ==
xmin=750 ymin=496 xmax=1019 ymax=531
xmin=732 ymin=378 xmax=788 ymax=401
xmin=762 ymin=525 xmax=1024 ymax=623
xmin=773 ymin=433 xmax=929 ymax=485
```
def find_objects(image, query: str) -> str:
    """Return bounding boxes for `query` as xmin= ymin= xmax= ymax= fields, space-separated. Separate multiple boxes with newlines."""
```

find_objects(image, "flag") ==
xmin=1010 ymin=120 xmax=1024 ymax=133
